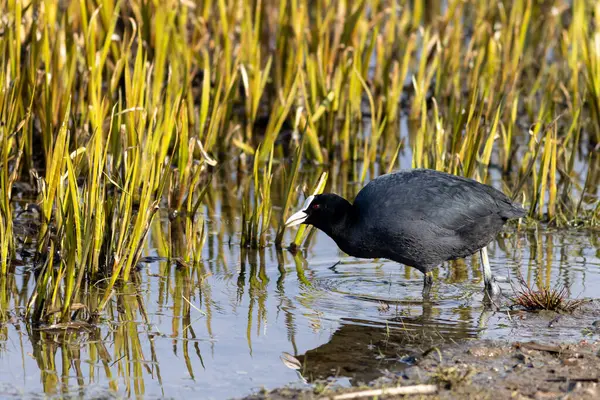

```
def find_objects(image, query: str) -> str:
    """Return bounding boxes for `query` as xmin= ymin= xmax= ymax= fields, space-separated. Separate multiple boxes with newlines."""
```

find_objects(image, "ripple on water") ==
xmin=1 ymin=228 xmax=599 ymax=399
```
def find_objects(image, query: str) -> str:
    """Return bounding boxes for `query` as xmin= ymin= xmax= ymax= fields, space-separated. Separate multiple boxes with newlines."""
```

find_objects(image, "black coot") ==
xmin=285 ymin=169 xmax=526 ymax=297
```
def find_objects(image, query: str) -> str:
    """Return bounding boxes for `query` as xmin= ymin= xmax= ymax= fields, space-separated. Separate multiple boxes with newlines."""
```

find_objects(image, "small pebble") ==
xmin=402 ymin=366 xmax=423 ymax=381
xmin=468 ymin=347 xmax=503 ymax=357
xmin=563 ymin=358 xmax=578 ymax=366
xmin=532 ymin=360 xmax=545 ymax=369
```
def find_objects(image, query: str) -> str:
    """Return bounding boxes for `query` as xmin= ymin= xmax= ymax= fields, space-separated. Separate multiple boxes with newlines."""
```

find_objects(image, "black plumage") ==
xmin=286 ymin=169 xmax=526 ymax=296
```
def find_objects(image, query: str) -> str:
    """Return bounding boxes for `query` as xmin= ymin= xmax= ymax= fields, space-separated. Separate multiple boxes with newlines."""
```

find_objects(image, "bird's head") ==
xmin=285 ymin=193 xmax=352 ymax=234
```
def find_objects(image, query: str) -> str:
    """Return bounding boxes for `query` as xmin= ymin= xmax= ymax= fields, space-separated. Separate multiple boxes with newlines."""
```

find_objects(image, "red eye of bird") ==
xmin=312 ymin=203 xmax=320 ymax=210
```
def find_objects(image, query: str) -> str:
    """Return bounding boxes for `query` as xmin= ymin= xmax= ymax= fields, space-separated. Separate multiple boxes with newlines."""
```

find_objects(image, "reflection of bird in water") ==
xmin=286 ymin=169 xmax=526 ymax=298
xmin=283 ymin=302 xmax=490 ymax=384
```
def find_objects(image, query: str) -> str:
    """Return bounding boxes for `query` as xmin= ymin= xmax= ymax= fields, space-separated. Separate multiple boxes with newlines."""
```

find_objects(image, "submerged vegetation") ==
xmin=0 ymin=0 xmax=598 ymax=330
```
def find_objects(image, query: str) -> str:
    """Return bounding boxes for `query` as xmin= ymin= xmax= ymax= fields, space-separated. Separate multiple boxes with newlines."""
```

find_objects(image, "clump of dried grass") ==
xmin=512 ymin=275 xmax=585 ymax=313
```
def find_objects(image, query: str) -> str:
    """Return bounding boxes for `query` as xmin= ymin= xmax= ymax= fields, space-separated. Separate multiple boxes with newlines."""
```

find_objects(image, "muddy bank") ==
xmin=244 ymin=338 xmax=600 ymax=399
xmin=242 ymin=301 xmax=600 ymax=400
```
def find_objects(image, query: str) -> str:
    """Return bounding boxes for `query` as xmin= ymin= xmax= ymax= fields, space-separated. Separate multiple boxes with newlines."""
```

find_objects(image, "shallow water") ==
xmin=2 ymin=151 xmax=599 ymax=399
xmin=1 ymin=216 xmax=599 ymax=398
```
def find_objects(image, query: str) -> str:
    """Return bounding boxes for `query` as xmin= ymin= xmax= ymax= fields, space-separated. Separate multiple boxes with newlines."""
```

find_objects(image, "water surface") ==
xmin=1 ymin=216 xmax=598 ymax=398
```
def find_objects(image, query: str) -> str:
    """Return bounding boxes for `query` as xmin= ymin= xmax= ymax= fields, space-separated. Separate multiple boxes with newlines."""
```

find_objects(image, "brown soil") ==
xmin=244 ymin=339 xmax=600 ymax=399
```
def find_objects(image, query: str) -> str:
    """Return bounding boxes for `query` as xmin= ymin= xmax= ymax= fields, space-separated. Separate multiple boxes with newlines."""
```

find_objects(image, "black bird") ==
xmin=285 ymin=169 xmax=526 ymax=297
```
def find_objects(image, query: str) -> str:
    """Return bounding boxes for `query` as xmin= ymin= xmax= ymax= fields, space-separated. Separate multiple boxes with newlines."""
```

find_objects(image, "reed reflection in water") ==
xmin=0 ymin=162 xmax=598 ymax=398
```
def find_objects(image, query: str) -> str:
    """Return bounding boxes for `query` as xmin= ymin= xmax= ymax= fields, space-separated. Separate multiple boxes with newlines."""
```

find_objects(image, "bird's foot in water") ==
xmin=328 ymin=261 xmax=341 ymax=271
xmin=493 ymin=275 xmax=510 ymax=283
xmin=422 ymin=271 xmax=434 ymax=298
xmin=483 ymin=276 xmax=503 ymax=308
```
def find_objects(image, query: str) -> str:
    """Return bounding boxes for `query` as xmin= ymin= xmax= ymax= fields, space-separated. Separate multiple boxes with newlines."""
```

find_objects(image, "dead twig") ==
xmin=328 ymin=384 xmax=438 ymax=399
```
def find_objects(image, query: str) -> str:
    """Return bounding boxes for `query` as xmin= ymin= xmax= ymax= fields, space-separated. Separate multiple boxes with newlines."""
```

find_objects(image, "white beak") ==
xmin=284 ymin=195 xmax=315 ymax=227
xmin=285 ymin=210 xmax=308 ymax=227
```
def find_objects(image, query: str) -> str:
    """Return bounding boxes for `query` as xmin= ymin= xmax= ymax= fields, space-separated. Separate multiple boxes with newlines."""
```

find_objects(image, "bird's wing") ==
xmin=353 ymin=170 xmax=506 ymax=233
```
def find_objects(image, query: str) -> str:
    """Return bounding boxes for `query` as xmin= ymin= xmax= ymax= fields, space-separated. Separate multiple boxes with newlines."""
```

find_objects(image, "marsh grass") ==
xmin=0 ymin=0 xmax=598 ymax=327
xmin=512 ymin=274 xmax=586 ymax=313
xmin=241 ymin=143 xmax=274 ymax=248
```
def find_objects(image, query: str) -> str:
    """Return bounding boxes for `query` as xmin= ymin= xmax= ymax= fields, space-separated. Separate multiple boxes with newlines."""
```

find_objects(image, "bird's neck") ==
xmin=317 ymin=202 xmax=363 ymax=256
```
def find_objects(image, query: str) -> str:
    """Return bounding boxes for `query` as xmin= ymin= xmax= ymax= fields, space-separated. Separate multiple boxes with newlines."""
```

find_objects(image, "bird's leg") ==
xmin=480 ymin=246 xmax=501 ymax=298
xmin=422 ymin=271 xmax=434 ymax=297
xmin=328 ymin=261 xmax=342 ymax=271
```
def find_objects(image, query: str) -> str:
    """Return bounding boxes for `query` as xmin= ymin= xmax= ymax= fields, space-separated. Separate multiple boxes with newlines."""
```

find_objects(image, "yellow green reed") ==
xmin=0 ymin=0 xmax=598 ymax=327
